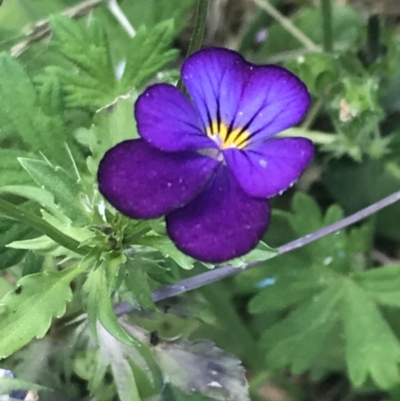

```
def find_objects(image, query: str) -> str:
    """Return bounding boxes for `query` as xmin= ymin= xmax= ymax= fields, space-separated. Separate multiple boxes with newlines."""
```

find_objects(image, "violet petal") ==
xmin=98 ymin=139 xmax=218 ymax=219
xmin=182 ymin=48 xmax=310 ymax=144
xmin=135 ymin=83 xmax=215 ymax=152
xmin=166 ymin=165 xmax=270 ymax=263
xmin=224 ymin=137 xmax=314 ymax=198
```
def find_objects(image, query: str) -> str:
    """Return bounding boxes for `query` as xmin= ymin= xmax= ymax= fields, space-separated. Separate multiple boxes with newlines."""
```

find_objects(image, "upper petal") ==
xmin=98 ymin=139 xmax=218 ymax=219
xmin=181 ymin=48 xmax=310 ymax=144
xmin=166 ymin=165 xmax=270 ymax=263
xmin=134 ymin=83 xmax=215 ymax=152
xmin=224 ymin=137 xmax=314 ymax=198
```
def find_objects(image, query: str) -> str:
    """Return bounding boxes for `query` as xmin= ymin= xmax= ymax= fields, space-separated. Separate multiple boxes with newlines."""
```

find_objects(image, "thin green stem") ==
xmin=0 ymin=198 xmax=87 ymax=256
xmin=177 ymin=0 xmax=209 ymax=89
xmin=321 ymin=0 xmax=333 ymax=52
xmin=279 ymin=127 xmax=335 ymax=145
xmin=251 ymin=0 xmax=319 ymax=52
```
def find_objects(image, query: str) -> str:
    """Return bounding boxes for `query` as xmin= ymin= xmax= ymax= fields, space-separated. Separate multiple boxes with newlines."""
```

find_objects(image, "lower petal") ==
xmin=98 ymin=139 xmax=218 ymax=219
xmin=224 ymin=137 xmax=313 ymax=198
xmin=166 ymin=166 xmax=270 ymax=263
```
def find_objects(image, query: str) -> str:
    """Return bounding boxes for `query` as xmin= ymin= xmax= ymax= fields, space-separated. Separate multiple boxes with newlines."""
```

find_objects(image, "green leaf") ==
xmin=119 ymin=21 xmax=178 ymax=91
xmin=354 ymin=264 xmax=400 ymax=307
xmin=138 ymin=235 xmax=195 ymax=270
xmin=124 ymin=258 xmax=156 ymax=311
xmin=84 ymin=267 xmax=142 ymax=348
xmin=261 ymin=281 xmax=345 ymax=374
xmin=49 ymin=16 xmax=177 ymax=108
xmin=96 ymin=323 xmax=143 ymax=401
xmin=343 ymin=280 xmax=400 ymax=389
xmin=288 ymin=192 xmax=323 ymax=239
xmin=0 ymin=149 xmax=32 ymax=187
xmin=249 ymin=266 xmax=338 ymax=314
xmin=18 ymin=158 xmax=88 ymax=225
xmin=0 ymin=54 xmax=80 ymax=168
xmin=49 ymin=15 xmax=116 ymax=107
xmin=0 ymin=214 xmax=34 ymax=270
xmin=86 ymin=92 xmax=139 ymax=174
xmin=0 ymin=185 xmax=58 ymax=214
xmin=0 ymin=262 xmax=86 ymax=358
xmin=22 ymin=251 xmax=43 ymax=276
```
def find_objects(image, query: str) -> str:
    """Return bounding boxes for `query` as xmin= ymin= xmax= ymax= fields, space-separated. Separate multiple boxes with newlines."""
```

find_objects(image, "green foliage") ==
xmin=0 ymin=54 xmax=82 ymax=168
xmin=259 ymin=5 xmax=364 ymax=55
xmin=1 ymin=1 xmax=400 ymax=401
xmin=0 ymin=261 xmax=86 ymax=358
xmin=48 ymin=15 xmax=178 ymax=108
xmin=19 ymin=158 xmax=89 ymax=225
xmin=250 ymin=193 xmax=400 ymax=389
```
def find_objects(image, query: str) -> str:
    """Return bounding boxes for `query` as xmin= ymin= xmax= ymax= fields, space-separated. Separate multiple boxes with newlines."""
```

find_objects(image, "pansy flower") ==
xmin=98 ymin=48 xmax=313 ymax=263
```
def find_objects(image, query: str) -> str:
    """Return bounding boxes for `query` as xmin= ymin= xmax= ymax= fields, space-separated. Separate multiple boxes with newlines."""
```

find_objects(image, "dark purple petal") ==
xmin=98 ymin=139 xmax=218 ymax=219
xmin=135 ymin=83 xmax=215 ymax=152
xmin=182 ymin=48 xmax=310 ymax=144
xmin=166 ymin=165 xmax=270 ymax=263
xmin=224 ymin=137 xmax=314 ymax=198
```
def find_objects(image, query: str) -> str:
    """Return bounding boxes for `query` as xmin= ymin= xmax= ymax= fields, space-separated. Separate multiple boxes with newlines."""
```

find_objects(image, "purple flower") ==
xmin=98 ymin=48 xmax=313 ymax=263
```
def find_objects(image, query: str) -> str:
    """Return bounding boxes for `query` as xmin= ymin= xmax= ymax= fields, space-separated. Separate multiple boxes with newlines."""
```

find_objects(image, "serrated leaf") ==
xmin=49 ymin=16 xmax=178 ymax=108
xmin=18 ymin=158 xmax=88 ymax=225
xmin=343 ymin=280 xmax=400 ymax=388
xmin=0 ymin=262 xmax=85 ymax=358
xmin=154 ymin=339 xmax=249 ymax=401
xmin=249 ymin=266 xmax=338 ymax=314
xmin=290 ymin=192 xmax=323 ymax=236
xmin=119 ymin=21 xmax=178 ymax=90
xmin=49 ymin=15 xmax=116 ymax=107
xmin=261 ymin=281 xmax=345 ymax=374
xmin=0 ymin=55 xmax=79 ymax=168
xmin=354 ymin=264 xmax=400 ymax=307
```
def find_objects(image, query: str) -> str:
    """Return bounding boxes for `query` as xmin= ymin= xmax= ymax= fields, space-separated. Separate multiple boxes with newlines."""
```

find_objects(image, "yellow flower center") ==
xmin=206 ymin=121 xmax=250 ymax=150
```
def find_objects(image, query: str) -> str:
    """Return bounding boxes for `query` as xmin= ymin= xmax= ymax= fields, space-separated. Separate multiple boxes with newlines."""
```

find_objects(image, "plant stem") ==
xmin=280 ymin=127 xmax=335 ymax=145
xmin=0 ymin=198 xmax=87 ymax=256
xmin=321 ymin=0 xmax=333 ymax=52
xmin=107 ymin=0 xmax=136 ymax=38
xmin=251 ymin=0 xmax=319 ymax=52
xmin=177 ymin=0 xmax=209 ymax=89
xmin=186 ymin=0 xmax=209 ymax=58
xmin=141 ymin=188 xmax=400 ymax=303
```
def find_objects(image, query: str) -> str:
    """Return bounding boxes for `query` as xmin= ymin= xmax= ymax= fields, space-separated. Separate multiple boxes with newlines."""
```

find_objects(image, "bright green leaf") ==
xmin=18 ymin=158 xmax=88 ymax=225
xmin=343 ymin=280 xmax=400 ymax=389
xmin=0 ymin=262 xmax=86 ymax=358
